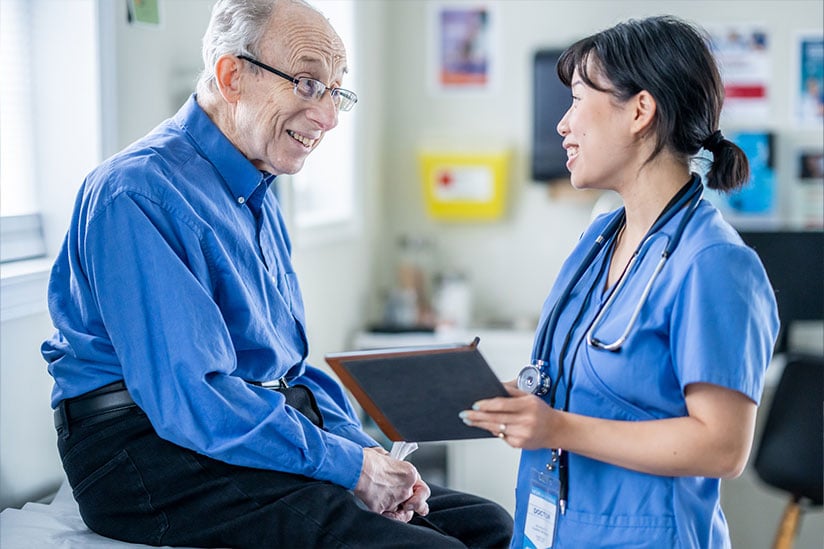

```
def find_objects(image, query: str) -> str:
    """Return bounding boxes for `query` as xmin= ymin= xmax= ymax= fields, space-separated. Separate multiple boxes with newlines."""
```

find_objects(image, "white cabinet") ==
xmin=352 ymin=329 xmax=534 ymax=515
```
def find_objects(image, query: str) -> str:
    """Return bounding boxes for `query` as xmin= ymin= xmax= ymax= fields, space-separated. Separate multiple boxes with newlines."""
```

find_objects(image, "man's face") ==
xmin=233 ymin=2 xmax=349 ymax=175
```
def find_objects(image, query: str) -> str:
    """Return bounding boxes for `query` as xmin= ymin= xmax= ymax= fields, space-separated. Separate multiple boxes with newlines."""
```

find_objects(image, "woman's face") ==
xmin=556 ymin=60 xmax=637 ymax=191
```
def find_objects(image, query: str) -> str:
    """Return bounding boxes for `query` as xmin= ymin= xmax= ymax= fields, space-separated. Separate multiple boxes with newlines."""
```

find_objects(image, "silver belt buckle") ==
xmin=260 ymin=377 xmax=289 ymax=389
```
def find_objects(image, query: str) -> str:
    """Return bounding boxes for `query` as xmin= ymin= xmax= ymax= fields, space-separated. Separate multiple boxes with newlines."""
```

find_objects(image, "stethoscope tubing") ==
xmin=527 ymin=176 xmax=704 ymax=377
xmin=587 ymin=252 xmax=662 ymax=351
xmin=528 ymin=212 xmax=625 ymax=364
xmin=587 ymin=185 xmax=703 ymax=351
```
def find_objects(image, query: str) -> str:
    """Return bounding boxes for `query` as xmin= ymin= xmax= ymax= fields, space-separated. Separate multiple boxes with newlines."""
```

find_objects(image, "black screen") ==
xmin=738 ymin=230 xmax=824 ymax=353
xmin=531 ymin=49 xmax=571 ymax=182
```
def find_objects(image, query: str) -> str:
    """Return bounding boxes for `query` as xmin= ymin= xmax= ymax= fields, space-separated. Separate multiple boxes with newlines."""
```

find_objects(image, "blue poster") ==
xmin=798 ymin=35 xmax=824 ymax=125
xmin=725 ymin=132 xmax=775 ymax=215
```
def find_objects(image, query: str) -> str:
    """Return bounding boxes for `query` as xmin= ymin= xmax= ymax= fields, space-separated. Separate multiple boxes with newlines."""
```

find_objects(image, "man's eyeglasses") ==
xmin=238 ymin=55 xmax=357 ymax=112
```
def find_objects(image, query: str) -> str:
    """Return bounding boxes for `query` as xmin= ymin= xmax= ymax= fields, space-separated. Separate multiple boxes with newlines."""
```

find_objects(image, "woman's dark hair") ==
xmin=557 ymin=15 xmax=749 ymax=193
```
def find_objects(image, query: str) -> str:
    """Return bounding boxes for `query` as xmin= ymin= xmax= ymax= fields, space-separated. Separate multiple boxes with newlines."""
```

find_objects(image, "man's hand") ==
xmin=354 ymin=447 xmax=421 ymax=519
xmin=381 ymin=475 xmax=430 ymax=522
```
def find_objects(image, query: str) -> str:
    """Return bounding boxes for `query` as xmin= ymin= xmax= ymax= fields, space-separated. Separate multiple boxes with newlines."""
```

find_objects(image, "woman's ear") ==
xmin=630 ymin=90 xmax=657 ymax=136
xmin=213 ymin=55 xmax=244 ymax=104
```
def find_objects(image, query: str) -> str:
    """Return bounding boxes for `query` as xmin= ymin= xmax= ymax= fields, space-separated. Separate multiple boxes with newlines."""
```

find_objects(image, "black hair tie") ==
xmin=702 ymin=130 xmax=724 ymax=152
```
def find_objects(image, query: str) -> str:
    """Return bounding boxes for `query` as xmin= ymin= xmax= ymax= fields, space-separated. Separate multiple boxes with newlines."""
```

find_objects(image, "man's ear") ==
xmin=630 ymin=90 xmax=657 ymax=136
xmin=214 ymin=54 xmax=244 ymax=103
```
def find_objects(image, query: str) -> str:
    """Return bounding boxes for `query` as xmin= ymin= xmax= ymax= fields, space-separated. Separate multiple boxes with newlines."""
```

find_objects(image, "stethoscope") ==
xmin=517 ymin=175 xmax=704 ymax=397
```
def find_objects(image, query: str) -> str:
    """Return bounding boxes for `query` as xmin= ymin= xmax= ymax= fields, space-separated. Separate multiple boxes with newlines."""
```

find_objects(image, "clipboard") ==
xmin=325 ymin=337 xmax=509 ymax=442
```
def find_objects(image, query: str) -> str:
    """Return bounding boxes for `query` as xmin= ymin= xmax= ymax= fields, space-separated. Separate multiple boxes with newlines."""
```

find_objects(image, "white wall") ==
xmin=108 ymin=0 xmax=212 ymax=153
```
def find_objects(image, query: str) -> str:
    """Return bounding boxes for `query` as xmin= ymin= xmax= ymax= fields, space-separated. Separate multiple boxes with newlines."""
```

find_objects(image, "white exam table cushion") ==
xmin=0 ymin=479 xmax=197 ymax=548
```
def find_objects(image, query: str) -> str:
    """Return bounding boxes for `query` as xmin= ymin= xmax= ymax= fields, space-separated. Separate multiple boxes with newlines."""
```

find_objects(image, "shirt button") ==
xmin=237 ymin=196 xmax=246 ymax=205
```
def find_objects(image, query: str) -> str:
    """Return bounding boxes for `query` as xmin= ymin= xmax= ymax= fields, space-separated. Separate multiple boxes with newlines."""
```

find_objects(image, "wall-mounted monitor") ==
xmin=531 ymin=49 xmax=571 ymax=182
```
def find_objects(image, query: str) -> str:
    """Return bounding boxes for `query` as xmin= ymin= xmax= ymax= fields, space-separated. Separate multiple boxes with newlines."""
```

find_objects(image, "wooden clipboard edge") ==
xmin=325 ymin=337 xmax=481 ymax=442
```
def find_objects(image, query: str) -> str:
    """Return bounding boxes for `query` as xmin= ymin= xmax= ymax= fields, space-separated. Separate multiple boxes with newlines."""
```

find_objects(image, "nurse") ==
xmin=460 ymin=15 xmax=779 ymax=548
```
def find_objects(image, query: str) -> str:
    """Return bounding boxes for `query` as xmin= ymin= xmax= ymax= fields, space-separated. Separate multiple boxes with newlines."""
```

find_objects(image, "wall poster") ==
xmin=428 ymin=2 xmax=495 ymax=93
xmin=127 ymin=0 xmax=161 ymax=26
xmin=794 ymin=32 xmax=824 ymax=127
xmin=795 ymin=147 xmax=824 ymax=228
xmin=706 ymin=24 xmax=771 ymax=123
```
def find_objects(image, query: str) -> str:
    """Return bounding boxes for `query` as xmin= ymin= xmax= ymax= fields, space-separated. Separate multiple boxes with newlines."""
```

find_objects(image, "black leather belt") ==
xmin=53 ymin=377 xmax=320 ymax=432
xmin=54 ymin=381 xmax=138 ymax=431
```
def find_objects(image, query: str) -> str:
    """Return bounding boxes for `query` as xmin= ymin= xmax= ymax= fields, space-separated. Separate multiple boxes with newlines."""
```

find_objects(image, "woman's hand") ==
xmin=460 ymin=382 xmax=562 ymax=450
xmin=463 ymin=380 xmax=758 ymax=479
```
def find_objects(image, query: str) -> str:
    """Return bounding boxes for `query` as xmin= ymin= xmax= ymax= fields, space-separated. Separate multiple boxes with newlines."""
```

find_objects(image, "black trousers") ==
xmin=57 ymin=408 xmax=513 ymax=548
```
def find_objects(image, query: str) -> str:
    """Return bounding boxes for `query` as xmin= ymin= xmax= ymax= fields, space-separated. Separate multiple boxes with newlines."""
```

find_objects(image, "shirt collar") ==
xmin=174 ymin=94 xmax=274 ymax=208
xmin=247 ymin=173 xmax=277 ymax=218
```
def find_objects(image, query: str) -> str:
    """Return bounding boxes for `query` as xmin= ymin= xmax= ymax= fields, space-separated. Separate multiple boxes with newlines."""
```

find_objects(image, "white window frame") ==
xmin=0 ymin=215 xmax=46 ymax=264
xmin=1 ymin=0 xmax=101 ymax=322
xmin=0 ymin=0 xmax=48 ymax=321
xmin=1 ymin=0 xmax=38 ymax=221
xmin=287 ymin=0 xmax=361 ymax=247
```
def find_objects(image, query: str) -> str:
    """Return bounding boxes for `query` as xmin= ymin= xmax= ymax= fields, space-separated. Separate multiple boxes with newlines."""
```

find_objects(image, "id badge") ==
xmin=522 ymin=467 xmax=559 ymax=549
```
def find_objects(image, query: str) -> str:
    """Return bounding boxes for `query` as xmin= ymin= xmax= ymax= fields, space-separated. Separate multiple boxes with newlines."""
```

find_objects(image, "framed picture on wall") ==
xmin=704 ymin=131 xmax=779 ymax=228
xmin=794 ymin=148 xmax=823 ymax=228
xmin=798 ymin=149 xmax=824 ymax=181
xmin=725 ymin=131 xmax=776 ymax=217
xmin=793 ymin=32 xmax=824 ymax=127
xmin=127 ymin=0 xmax=161 ymax=27
xmin=705 ymin=23 xmax=771 ymax=123
xmin=428 ymin=2 xmax=497 ymax=93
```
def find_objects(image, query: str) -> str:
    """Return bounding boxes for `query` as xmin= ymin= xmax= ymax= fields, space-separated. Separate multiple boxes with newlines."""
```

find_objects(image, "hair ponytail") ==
xmin=702 ymin=131 xmax=750 ymax=193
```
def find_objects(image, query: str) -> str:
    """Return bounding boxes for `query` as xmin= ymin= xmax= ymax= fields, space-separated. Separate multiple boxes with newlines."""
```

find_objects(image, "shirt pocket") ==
xmin=558 ymin=508 xmax=677 ymax=548
xmin=277 ymin=272 xmax=305 ymax=323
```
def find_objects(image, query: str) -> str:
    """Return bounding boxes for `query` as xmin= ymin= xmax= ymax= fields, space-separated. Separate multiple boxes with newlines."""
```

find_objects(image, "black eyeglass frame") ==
xmin=237 ymin=55 xmax=357 ymax=112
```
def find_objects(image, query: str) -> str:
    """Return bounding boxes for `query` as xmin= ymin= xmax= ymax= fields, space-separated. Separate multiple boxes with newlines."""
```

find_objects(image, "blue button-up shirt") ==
xmin=42 ymin=95 xmax=376 ymax=489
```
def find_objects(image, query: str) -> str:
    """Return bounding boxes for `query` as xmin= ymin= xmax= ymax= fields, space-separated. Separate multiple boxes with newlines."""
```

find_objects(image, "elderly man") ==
xmin=42 ymin=0 xmax=512 ymax=546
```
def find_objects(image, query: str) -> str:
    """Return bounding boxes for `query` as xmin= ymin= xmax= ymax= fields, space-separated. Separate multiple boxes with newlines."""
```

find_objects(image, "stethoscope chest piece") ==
xmin=517 ymin=364 xmax=551 ymax=396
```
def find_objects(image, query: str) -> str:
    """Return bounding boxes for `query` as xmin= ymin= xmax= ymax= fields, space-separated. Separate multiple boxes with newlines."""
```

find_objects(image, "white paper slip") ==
xmin=390 ymin=441 xmax=418 ymax=461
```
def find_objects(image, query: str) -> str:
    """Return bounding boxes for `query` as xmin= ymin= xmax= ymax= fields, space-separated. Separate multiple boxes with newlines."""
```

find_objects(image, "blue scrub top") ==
xmin=511 ymin=198 xmax=779 ymax=548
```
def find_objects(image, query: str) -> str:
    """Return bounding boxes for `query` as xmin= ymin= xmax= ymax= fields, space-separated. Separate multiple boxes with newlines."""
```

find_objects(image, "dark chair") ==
xmin=754 ymin=353 xmax=824 ymax=549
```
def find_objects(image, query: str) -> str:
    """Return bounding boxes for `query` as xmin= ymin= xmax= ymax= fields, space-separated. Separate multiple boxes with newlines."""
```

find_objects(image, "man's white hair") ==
xmin=196 ymin=0 xmax=319 ymax=96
